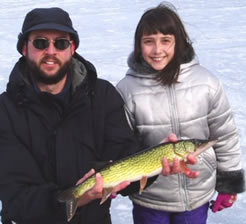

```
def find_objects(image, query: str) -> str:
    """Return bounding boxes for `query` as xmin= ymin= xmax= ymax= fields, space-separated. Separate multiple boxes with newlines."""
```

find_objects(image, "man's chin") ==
xmin=40 ymin=66 xmax=59 ymax=75
xmin=41 ymin=71 xmax=59 ymax=78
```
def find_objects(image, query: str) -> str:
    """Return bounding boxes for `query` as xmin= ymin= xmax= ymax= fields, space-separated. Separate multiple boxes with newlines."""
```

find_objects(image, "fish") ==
xmin=57 ymin=139 xmax=216 ymax=221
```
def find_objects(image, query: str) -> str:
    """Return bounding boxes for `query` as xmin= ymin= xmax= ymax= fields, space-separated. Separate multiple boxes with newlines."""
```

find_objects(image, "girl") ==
xmin=117 ymin=3 xmax=245 ymax=224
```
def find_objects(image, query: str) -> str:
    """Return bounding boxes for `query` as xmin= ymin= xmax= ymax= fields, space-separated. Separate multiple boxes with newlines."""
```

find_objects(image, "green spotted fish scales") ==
xmin=57 ymin=139 xmax=216 ymax=221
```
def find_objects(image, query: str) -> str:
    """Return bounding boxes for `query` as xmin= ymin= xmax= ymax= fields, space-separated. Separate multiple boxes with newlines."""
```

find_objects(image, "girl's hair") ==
xmin=134 ymin=2 xmax=195 ymax=85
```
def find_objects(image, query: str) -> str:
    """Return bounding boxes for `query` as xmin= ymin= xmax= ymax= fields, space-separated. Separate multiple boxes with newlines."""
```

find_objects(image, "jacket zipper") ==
xmin=167 ymin=85 xmax=180 ymax=137
xmin=167 ymin=85 xmax=190 ymax=210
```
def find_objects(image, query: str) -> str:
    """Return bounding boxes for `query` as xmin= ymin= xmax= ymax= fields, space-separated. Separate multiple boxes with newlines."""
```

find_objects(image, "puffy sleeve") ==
xmin=207 ymin=80 xmax=245 ymax=193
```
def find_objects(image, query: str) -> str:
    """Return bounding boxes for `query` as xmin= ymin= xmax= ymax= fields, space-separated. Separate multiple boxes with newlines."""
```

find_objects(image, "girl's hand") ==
xmin=161 ymin=133 xmax=199 ymax=178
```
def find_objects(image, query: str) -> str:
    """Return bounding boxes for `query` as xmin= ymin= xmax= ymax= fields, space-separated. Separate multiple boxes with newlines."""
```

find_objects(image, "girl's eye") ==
xmin=143 ymin=39 xmax=153 ymax=44
xmin=162 ymin=39 xmax=171 ymax=43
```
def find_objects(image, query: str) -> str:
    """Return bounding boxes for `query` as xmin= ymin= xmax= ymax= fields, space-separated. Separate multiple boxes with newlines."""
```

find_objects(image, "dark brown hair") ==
xmin=134 ymin=2 xmax=195 ymax=85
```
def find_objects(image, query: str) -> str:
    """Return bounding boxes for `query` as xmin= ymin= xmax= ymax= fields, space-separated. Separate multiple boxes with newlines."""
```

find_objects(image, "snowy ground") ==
xmin=0 ymin=0 xmax=246 ymax=223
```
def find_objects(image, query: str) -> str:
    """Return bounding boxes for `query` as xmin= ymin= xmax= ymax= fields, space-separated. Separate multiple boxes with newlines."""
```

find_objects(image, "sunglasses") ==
xmin=29 ymin=38 xmax=73 ymax=50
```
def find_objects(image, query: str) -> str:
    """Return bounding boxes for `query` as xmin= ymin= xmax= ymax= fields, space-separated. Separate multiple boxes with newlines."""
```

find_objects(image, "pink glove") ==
xmin=210 ymin=193 xmax=237 ymax=213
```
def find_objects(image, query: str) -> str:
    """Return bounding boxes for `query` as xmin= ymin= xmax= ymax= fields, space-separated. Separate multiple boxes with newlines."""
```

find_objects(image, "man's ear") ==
xmin=71 ymin=40 xmax=76 ymax=55
xmin=22 ymin=43 xmax=27 ymax=56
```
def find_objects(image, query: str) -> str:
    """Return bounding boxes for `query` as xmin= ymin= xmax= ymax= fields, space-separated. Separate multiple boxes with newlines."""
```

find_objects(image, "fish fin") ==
xmin=100 ymin=187 xmax=113 ymax=204
xmin=57 ymin=189 xmax=79 ymax=222
xmin=139 ymin=176 xmax=148 ymax=194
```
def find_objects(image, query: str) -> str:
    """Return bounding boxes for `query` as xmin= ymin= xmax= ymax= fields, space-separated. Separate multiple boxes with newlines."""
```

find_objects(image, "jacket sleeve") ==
xmin=92 ymin=80 xmax=158 ymax=196
xmin=93 ymin=80 xmax=141 ymax=161
xmin=0 ymin=98 xmax=67 ymax=223
xmin=207 ymin=80 xmax=245 ymax=193
xmin=116 ymin=78 xmax=143 ymax=145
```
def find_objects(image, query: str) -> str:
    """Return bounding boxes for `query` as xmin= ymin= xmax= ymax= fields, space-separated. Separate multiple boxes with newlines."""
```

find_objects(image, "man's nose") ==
xmin=45 ymin=41 xmax=57 ymax=54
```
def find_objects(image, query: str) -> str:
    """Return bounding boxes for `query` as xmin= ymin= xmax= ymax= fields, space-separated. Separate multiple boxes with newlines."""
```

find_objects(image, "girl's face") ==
xmin=141 ymin=32 xmax=175 ymax=71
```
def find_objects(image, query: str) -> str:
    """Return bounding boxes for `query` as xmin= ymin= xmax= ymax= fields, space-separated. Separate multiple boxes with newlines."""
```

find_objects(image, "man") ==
xmin=0 ymin=7 xmax=198 ymax=224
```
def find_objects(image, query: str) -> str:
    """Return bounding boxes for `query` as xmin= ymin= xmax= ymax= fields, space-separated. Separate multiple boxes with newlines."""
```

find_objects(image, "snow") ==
xmin=0 ymin=0 xmax=246 ymax=223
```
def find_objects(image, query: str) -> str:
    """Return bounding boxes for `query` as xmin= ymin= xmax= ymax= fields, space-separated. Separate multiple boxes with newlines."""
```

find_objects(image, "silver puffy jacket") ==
xmin=117 ymin=57 xmax=243 ymax=212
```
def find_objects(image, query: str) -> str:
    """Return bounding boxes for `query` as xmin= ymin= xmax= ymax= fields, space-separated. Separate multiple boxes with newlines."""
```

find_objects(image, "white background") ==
xmin=0 ymin=1 xmax=245 ymax=223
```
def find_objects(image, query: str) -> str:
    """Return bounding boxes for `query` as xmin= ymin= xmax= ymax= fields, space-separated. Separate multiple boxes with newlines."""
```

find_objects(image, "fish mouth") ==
xmin=192 ymin=139 xmax=217 ymax=157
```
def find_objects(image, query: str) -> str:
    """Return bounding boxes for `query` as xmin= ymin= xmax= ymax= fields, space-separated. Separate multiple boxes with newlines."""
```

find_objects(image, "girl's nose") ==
xmin=153 ymin=42 xmax=162 ymax=53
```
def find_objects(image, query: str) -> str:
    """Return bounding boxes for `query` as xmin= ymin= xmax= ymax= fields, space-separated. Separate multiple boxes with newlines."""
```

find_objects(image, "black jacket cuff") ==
xmin=216 ymin=169 xmax=245 ymax=193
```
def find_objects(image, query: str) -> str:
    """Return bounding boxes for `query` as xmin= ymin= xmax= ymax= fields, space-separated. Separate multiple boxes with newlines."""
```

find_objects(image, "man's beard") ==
xmin=26 ymin=56 xmax=72 ymax=85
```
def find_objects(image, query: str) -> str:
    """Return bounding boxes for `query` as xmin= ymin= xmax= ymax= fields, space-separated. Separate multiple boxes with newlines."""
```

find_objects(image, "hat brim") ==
xmin=25 ymin=22 xmax=78 ymax=35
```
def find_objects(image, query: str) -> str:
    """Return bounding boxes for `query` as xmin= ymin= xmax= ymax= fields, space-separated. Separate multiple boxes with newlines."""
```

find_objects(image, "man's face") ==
xmin=22 ymin=30 xmax=75 ymax=85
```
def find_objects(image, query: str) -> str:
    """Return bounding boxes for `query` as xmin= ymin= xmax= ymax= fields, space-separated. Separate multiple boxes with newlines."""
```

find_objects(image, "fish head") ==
xmin=173 ymin=139 xmax=217 ymax=159
xmin=173 ymin=141 xmax=196 ymax=158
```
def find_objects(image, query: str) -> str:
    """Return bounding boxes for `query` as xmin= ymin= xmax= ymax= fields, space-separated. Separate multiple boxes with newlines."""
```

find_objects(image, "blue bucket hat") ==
xmin=17 ymin=7 xmax=79 ymax=54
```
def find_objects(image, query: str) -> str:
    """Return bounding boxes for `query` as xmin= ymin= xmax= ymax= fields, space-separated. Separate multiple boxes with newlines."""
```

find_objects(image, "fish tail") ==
xmin=57 ymin=189 xmax=78 ymax=222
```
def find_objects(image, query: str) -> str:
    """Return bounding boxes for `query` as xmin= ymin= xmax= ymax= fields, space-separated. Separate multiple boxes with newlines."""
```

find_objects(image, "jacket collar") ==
xmin=127 ymin=52 xmax=158 ymax=79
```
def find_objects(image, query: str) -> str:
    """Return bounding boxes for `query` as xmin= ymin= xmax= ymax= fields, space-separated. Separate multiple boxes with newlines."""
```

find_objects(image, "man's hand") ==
xmin=76 ymin=169 xmax=130 ymax=207
xmin=161 ymin=133 xmax=199 ymax=178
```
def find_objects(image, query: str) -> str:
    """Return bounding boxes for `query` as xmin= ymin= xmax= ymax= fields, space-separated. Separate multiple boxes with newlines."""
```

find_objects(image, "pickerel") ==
xmin=57 ymin=139 xmax=216 ymax=221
